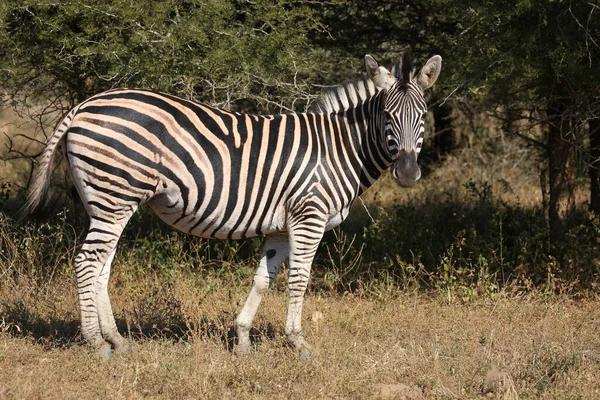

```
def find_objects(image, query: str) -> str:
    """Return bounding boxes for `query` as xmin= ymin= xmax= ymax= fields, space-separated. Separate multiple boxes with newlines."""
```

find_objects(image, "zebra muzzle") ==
xmin=392 ymin=150 xmax=421 ymax=188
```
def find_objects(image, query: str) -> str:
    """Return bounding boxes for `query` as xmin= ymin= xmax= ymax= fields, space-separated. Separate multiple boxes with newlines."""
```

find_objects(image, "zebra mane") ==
xmin=400 ymin=51 xmax=414 ymax=83
xmin=391 ymin=52 xmax=414 ymax=85
xmin=313 ymin=77 xmax=379 ymax=114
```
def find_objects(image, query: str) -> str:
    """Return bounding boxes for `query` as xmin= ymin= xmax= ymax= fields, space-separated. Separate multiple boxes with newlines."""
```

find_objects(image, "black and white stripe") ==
xmin=21 ymin=52 xmax=441 ymax=358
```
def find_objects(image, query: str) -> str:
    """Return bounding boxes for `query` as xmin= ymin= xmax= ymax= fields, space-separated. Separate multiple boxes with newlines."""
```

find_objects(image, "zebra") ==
xmin=20 ymin=52 xmax=441 ymax=359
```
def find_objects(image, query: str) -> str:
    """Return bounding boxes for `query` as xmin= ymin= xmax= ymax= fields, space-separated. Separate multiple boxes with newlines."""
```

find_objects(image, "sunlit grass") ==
xmin=1 ymin=272 xmax=599 ymax=399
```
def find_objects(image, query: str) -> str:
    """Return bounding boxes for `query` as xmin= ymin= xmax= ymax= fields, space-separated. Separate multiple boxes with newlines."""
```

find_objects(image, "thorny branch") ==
xmin=568 ymin=0 xmax=600 ymax=68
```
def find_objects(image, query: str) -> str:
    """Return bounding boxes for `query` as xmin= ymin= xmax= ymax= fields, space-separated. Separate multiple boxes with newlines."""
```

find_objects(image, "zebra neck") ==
xmin=344 ymin=92 xmax=393 ymax=195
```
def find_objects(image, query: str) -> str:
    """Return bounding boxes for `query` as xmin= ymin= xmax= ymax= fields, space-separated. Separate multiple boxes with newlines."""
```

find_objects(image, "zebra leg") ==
xmin=235 ymin=233 xmax=289 ymax=354
xmin=285 ymin=222 xmax=325 ymax=360
xmin=96 ymin=246 xmax=130 ymax=352
xmin=75 ymin=220 xmax=128 ymax=358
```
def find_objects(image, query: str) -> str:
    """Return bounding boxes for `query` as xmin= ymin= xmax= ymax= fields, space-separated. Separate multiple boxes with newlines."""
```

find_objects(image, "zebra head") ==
xmin=365 ymin=52 xmax=442 ymax=187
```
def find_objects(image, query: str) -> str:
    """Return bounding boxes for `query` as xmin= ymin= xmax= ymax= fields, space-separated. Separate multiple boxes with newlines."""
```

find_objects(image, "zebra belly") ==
xmin=324 ymin=206 xmax=351 ymax=231
xmin=146 ymin=191 xmax=287 ymax=239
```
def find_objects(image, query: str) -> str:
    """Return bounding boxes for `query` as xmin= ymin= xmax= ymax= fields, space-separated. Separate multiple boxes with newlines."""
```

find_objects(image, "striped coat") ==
xmin=21 ymin=52 xmax=441 ymax=358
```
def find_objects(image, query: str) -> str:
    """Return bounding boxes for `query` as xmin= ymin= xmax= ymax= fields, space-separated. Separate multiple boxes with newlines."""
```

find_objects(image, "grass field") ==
xmin=1 ymin=272 xmax=600 ymax=399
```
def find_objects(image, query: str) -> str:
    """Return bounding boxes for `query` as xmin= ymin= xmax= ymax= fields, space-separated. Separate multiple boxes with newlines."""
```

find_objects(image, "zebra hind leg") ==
xmin=235 ymin=233 xmax=289 ymax=354
xmin=96 ymin=246 xmax=130 ymax=352
xmin=75 ymin=219 xmax=130 ymax=358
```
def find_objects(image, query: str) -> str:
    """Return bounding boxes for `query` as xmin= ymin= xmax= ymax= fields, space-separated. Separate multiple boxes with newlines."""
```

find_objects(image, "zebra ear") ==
xmin=417 ymin=55 xmax=442 ymax=89
xmin=365 ymin=54 xmax=396 ymax=90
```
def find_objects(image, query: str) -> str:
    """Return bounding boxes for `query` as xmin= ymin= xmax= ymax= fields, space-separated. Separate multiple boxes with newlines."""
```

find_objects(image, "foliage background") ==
xmin=0 ymin=0 xmax=599 ymax=292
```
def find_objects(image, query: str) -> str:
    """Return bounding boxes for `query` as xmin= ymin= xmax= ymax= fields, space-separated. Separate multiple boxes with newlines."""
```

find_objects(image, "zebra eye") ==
xmin=386 ymin=134 xmax=398 ymax=148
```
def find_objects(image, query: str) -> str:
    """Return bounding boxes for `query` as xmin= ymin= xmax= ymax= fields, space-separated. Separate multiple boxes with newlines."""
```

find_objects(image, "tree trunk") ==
xmin=589 ymin=118 xmax=600 ymax=215
xmin=433 ymin=102 xmax=454 ymax=155
xmin=547 ymin=102 xmax=576 ymax=250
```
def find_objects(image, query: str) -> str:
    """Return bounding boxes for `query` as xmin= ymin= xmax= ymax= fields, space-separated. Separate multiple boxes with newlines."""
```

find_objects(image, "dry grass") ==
xmin=1 ymin=271 xmax=599 ymax=399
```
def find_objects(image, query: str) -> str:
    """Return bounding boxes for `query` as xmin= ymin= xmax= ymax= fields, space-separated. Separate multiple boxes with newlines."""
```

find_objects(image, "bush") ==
xmin=335 ymin=180 xmax=600 ymax=296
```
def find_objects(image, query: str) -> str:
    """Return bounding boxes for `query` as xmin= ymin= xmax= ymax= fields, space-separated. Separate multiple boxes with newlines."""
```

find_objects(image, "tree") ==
xmin=0 ymin=0 xmax=332 ymax=197
xmin=430 ymin=0 xmax=600 ymax=251
xmin=0 ymin=0 xmax=328 ymax=109
xmin=316 ymin=0 xmax=600 ymax=252
xmin=590 ymin=118 xmax=600 ymax=215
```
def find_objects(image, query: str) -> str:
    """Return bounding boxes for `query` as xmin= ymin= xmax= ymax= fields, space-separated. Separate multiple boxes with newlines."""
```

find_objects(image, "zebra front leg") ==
xmin=235 ymin=233 xmax=289 ymax=354
xmin=96 ymin=246 xmax=130 ymax=353
xmin=285 ymin=221 xmax=325 ymax=360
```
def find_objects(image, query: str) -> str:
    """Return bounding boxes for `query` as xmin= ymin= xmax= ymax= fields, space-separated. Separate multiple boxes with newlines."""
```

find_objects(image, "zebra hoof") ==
xmin=299 ymin=347 xmax=311 ymax=361
xmin=234 ymin=343 xmax=253 ymax=355
xmin=114 ymin=341 xmax=131 ymax=353
xmin=97 ymin=346 xmax=113 ymax=360
xmin=287 ymin=334 xmax=312 ymax=360
xmin=91 ymin=339 xmax=114 ymax=359
xmin=300 ymin=350 xmax=310 ymax=361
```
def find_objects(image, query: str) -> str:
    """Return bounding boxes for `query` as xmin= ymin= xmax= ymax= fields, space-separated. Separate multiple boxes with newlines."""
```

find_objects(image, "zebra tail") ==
xmin=17 ymin=108 xmax=77 ymax=222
